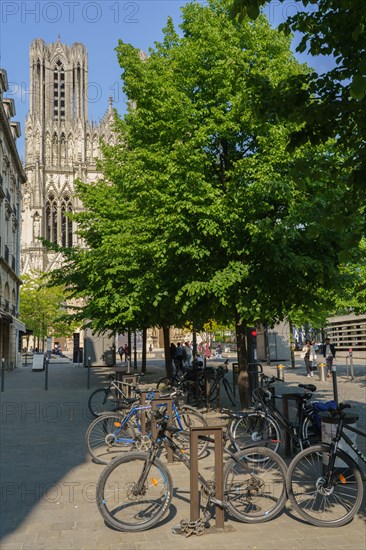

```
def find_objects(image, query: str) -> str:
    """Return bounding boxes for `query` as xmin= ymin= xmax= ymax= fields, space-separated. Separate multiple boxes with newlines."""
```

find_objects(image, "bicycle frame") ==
xmin=326 ymin=416 xmax=366 ymax=480
xmin=253 ymin=389 xmax=315 ymax=450
xmin=105 ymin=401 xmax=190 ymax=446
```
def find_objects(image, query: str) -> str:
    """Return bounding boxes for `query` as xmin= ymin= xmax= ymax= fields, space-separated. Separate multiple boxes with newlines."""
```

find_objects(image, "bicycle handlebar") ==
xmin=328 ymin=403 xmax=351 ymax=416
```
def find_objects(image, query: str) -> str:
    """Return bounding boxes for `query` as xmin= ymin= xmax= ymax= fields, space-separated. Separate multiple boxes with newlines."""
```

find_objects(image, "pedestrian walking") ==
xmin=118 ymin=346 xmax=124 ymax=362
xmin=204 ymin=342 xmax=211 ymax=359
xmin=322 ymin=337 xmax=336 ymax=377
xmin=184 ymin=342 xmax=192 ymax=367
xmin=302 ymin=340 xmax=313 ymax=377
xmin=215 ymin=343 xmax=223 ymax=358
xmin=123 ymin=344 xmax=129 ymax=362
xmin=175 ymin=342 xmax=184 ymax=372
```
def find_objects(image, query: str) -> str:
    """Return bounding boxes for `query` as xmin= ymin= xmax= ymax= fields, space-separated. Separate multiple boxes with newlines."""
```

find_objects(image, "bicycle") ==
xmin=229 ymin=374 xmax=323 ymax=455
xmin=96 ymin=409 xmax=288 ymax=531
xmin=177 ymin=360 xmax=236 ymax=407
xmin=86 ymin=391 xmax=209 ymax=464
xmin=88 ymin=373 xmax=145 ymax=417
xmin=286 ymin=402 xmax=365 ymax=527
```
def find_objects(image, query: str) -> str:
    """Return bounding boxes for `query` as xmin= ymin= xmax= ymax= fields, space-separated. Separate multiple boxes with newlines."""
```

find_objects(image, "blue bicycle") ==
xmin=86 ymin=394 xmax=208 ymax=464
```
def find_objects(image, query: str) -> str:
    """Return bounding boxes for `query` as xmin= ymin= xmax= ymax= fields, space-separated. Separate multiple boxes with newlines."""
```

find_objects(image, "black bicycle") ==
xmin=229 ymin=374 xmax=322 ymax=455
xmin=287 ymin=403 xmax=365 ymax=527
xmin=96 ymin=410 xmax=288 ymax=532
xmin=176 ymin=360 xmax=236 ymax=407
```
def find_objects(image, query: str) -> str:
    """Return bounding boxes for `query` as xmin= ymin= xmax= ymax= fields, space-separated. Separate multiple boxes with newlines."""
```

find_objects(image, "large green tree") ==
xmin=46 ymin=0 xmax=363 ymax=405
xmin=110 ymin=0 xmax=361 ymax=404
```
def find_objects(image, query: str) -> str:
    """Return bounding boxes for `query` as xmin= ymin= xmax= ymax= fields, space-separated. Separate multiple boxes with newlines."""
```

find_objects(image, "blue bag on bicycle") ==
xmin=312 ymin=400 xmax=337 ymax=430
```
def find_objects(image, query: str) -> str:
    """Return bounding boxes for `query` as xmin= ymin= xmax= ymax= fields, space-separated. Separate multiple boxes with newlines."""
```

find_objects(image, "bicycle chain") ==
xmin=171 ymin=517 xmax=209 ymax=537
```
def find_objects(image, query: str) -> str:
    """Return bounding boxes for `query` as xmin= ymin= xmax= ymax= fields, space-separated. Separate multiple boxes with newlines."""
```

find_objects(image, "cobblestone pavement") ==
xmin=0 ymin=356 xmax=365 ymax=550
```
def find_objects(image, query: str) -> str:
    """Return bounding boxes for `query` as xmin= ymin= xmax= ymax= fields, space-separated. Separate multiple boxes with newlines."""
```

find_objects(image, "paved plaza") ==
xmin=0 ymin=355 xmax=365 ymax=550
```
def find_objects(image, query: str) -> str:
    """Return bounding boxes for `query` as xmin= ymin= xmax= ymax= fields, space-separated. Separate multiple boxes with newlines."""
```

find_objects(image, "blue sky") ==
xmin=1 ymin=1 xmax=332 ymax=159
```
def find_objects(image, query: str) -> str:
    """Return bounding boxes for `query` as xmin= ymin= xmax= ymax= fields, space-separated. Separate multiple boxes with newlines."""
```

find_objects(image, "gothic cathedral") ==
xmin=21 ymin=37 xmax=115 ymax=273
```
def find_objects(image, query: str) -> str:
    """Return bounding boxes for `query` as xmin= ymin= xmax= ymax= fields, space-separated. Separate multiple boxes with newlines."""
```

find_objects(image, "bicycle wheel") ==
xmin=230 ymin=411 xmax=281 ymax=454
xmin=96 ymin=452 xmax=173 ymax=531
xmin=224 ymin=447 xmax=287 ymax=523
xmin=86 ymin=413 xmax=136 ymax=464
xmin=156 ymin=376 xmax=175 ymax=390
xmin=301 ymin=412 xmax=321 ymax=447
xmin=173 ymin=408 xmax=209 ymax=458
xmin=178 ymin=379 xmax=201 ymax=406
xmin=287 ymin=444 xmax=363 ymax=527
xmin=88 ymin=388 xmax=121 ymax=417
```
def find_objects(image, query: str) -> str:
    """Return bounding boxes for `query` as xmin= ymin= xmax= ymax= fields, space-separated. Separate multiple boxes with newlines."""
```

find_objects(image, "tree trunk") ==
xmin=127 ymin=329 xmax=132 ymax=359
xmin=133 ymin=331 xmax=137 ymax=370
xmin=235 ymin=313 xmax=251 ymax=409
xmin=141 ymin=327 xmax=147 ymax=373
xmin=163 ymin=326 xmax=172 ymax=378
xmin=289 ymin=320 xmax=295 ymax=369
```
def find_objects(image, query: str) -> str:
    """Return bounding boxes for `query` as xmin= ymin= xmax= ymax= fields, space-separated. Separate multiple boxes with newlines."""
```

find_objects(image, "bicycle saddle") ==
xmin=298 ymin=383 xmax=316 ymax=392
xmin=112 ymin=397 xmax=140 ymax=410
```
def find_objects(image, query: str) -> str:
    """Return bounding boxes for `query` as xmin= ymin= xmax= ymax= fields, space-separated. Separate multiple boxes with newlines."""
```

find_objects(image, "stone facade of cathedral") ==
xmin=21 ymin=38 xmax=116 ymax=273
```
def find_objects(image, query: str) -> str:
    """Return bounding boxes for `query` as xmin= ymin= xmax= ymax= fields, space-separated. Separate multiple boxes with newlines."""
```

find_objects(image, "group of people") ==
xmin=170 ymin=341 xmax=224 ymax=371
xmin=170 ymin=342 xmax=193 ymax=370
xmin=117 ymin=344 xmax=130 ymax=362
xmin=302 ymin=337 xmax=336 ymax=378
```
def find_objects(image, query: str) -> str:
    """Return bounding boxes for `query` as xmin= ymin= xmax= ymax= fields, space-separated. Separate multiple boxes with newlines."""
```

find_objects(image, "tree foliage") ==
xmin=229 ymin=0 xmax=366 ymax=227
xmin=19 ymin=271 xmax=77 ymax=347
xmin=45 ymin=0 xmax=363 ymax=404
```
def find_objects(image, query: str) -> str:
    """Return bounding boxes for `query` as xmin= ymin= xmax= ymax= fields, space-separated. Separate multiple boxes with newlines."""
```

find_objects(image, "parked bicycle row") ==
xmin=85 ymin=367 xmax=365 ymax=532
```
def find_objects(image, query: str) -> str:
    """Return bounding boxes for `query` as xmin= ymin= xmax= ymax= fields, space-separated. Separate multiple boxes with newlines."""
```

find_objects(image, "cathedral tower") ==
xmin=21 ymin=38 xmax=115 ymax=272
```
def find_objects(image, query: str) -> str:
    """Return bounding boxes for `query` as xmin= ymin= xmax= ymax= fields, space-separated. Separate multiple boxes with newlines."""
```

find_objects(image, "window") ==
xmin=61 ymin=195 xmax=73 ymax=247
xmin=46 ymin=194 xmax=58 ymax=244
xmin=53 ymin=60 xmax=65 ymax=119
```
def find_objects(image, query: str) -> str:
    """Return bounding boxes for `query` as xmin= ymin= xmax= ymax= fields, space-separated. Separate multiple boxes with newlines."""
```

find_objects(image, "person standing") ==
xmin=302 ymin=340 xmax=312 ymax=377
xmin=204 ymin=342 xmax=211 ymax=359
xmin=175 ymin=343 xmax=184 ymax=371
xmin=309 ymin=340 xmax=317 ymax=377
xmin=118 ymin=346 xmax=124 ymax=362
xmin=215 ymin=343 xmax=223 ymax=358
xmin=184 ymin=342 xmax=192 ymax=368
xmin=322 ymin=337 xmax=336 ymax=377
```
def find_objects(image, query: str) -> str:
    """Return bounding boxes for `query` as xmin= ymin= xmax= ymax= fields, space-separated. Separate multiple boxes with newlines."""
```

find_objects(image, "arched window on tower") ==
xmin=53 ymin=59 xmax=64 ymax=120
xmin=46 ymin=194 xmax=58 ymax=244
xmin=61 ymin=195 xmax=73 ymax=248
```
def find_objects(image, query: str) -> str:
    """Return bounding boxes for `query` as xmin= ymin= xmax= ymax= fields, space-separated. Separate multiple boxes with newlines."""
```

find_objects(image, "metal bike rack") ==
xmin=346 ymin=353 xmax=355 ymax=381
xmin=151 ymin=397 xmax=174 ymax=463
xmin=120 ymin=373 xmax=139 ymax=397
xmin=282 ymin=393 xmax=302 ymax=457
xmin=140 ymin=390 xmax=160 ymax=436
xmin=190 ymin=426 xmax=224 ymax=529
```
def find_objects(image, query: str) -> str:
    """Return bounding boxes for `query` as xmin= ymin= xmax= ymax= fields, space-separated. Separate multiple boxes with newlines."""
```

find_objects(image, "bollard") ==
xmin=276 ymin=364 xmax=285 ymax=381
xmin=45 ymin=358 xmax=49 ymax=391
xmin=87 ymin=357 xmax=91 ymax=389
xmin=318 ymin=363 xmax=326 ymax=382
xmin=1 ymin=358 xmax=5 ymax=392
xmin=331 ymin=364 xmax=338 ymax=404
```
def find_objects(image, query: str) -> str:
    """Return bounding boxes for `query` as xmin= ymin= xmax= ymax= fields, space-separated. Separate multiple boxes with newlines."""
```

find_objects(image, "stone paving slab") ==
xmin=0 ymin=359 xmax=365 ymax=549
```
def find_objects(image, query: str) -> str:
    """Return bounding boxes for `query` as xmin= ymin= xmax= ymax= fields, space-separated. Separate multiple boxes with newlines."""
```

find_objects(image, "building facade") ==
xmin=325 ymin=313 xmax=366 ymax=359
xmin=0 ymin=69 xmax=27 ymax=368
xmin=21 ymin=37 xmax=116 ymax=274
